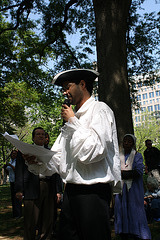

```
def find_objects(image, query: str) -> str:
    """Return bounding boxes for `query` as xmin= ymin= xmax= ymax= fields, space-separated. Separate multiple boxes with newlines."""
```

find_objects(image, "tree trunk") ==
xmin=93 ymin=0 xmax=133 ymax=150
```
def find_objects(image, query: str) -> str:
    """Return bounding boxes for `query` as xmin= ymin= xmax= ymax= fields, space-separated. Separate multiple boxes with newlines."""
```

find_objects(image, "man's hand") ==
xmin=144 ymin=200 xmax=148 ymax=205
xmin=56 ymin=193 xmax=62 ymax=204
xmin=61 ymin=104 xmax=74 ymax=122
xmin=16 ymin=192 xmax=23 ymax=201
xmin=145 ymin=165 xmax=148 ymax=174
xmin=22 ymin=154 xmax=38 ymax=164
xmin=144 ymin=195 xmax=153 ymax=199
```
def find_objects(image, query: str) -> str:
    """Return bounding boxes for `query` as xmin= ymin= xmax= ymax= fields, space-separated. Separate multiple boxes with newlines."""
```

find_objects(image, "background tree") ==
xmin=135 ymin=112 xmax=160 ymax=156
xmin=93 ymin=0 xmax=133 ymax=150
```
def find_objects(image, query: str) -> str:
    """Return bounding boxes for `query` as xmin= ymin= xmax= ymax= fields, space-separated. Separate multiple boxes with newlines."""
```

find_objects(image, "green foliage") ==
xmin=134 ymin=112 xmax=160 ymax=157
xmin=0 ymin=82 xmax=64 ymax=163
xmin=128 ymin=8 xmax=160 ymax=76
xmin=0 ymin=81 xmax=38 ymax=131
xmin=23 ymin=91 xmax=65 ymax=145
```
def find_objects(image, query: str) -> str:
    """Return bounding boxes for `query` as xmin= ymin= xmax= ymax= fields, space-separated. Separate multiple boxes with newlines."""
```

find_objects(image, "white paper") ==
xmin=2 ymin=132 xmax=54 ymax=163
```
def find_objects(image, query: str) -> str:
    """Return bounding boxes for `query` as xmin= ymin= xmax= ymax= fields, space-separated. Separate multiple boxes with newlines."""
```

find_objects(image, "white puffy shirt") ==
xmin=28 ymin=97 xmax=121 ymax=186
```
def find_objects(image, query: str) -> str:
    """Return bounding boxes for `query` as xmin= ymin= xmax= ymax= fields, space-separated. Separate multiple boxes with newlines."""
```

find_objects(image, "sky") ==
xmin=139 ymin=0 xmax=160 ymax=13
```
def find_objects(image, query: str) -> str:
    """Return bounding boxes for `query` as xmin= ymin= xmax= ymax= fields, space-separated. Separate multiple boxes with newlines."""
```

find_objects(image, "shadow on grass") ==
xmin=0 ymin=184 xmax=160 ymax=240
xmin=0 ymin=184 xmax=23 ymax=240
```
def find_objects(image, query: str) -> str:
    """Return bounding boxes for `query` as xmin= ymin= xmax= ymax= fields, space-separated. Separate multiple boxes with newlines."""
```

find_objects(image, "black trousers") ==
xmin=24 ymin=180 xmax=55 ymax=240
xmin=58 ymin=183 xmax=112 ymax=240
xmin=10 ymin=182 xmax=22 ymax=218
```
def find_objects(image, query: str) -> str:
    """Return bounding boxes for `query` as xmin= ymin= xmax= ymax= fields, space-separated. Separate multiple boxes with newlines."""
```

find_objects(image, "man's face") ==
xmin=123 ymin=136 xmax=134 ymax=152
xmin=11 ymin=151 xmax=17 ymax=160
xmin=33 ymin=129 xmax=46 ymax=146
xmin=62 ymin=81 xmax=83 ymax=105
xmin=146 ymin=141 xmax=152 ymax=149
xmin=45 ymin=135 xmax=50 ymax=146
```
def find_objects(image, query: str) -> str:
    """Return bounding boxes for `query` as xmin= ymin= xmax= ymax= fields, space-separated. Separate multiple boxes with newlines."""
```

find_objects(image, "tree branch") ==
xmin=60 ymin=33 xmax=81 ymax=68
xmin=0 ymin=4 xmax=21 ymax=12
xmin=62 ymin=0 xmax=79 ymax=29
xmin=39 ymin=0 xmax=79 ymax=61
xmin=0 ymin=0 xmax=33 ymax=35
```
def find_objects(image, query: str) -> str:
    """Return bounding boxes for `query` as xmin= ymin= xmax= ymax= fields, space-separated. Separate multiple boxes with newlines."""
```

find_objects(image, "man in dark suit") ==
xmin=15 ymin=127 xmax=56 ymax=240
xmin=144 ymin=139 xmax=160 ymax=184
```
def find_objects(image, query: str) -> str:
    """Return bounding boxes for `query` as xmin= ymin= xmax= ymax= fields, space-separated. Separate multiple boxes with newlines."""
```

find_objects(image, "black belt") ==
xmin=39 ymin=178 xmax=50 ymax=182
xmin=65 ymin=183 xmax=112 ymax=201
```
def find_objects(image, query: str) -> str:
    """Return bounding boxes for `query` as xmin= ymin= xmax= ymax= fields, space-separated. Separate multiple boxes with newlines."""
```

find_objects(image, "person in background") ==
xmin=114 ymin=134 xmax=151 ymax=240
xmin=44 ymin=132 xmax=63 ymax=239
xmin=44 ymin=132 xmax=51 ymax=149
xmin=15 ymin=127 xmax=55 ymax=240
xmin=144 ymin=176 xmax=160 ymax=222
xmin=5 ymin=149 xmax=22 ymax=219
xmin=25 ymin=69 xmax=121 ymax=240
xmin=144 ymin=139 xmax=160 ymax=185
xmin=2 ymin=163 xmax=8 ymax=185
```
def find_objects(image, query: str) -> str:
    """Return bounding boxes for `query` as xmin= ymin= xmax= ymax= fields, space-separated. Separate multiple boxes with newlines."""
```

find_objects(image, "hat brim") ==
xmin=52 ymin=69 xmax=99 ymax=86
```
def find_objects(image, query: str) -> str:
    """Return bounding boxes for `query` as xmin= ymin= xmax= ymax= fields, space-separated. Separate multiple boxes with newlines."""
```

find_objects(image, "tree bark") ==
xmin=93 ymin=0 xmax=133 ymax=150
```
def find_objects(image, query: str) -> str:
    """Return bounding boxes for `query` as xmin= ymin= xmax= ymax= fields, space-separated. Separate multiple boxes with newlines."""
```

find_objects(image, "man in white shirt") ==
xmin=27 ymin=69 xmax=121 ymax=240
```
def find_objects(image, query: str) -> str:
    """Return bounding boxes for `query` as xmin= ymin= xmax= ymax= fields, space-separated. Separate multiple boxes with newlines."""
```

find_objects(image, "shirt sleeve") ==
xmin=62 ymin=105 xmax=116 ymax=165
xmin=6 ymin=160 xmax=15 ymax=171
xmin=6 ymin=165 xmax=11 ymax=171
xmin=157 ymin=190 xmax=160 ymax=198
xmin=132 ymin=152 xmax=144 ymax=176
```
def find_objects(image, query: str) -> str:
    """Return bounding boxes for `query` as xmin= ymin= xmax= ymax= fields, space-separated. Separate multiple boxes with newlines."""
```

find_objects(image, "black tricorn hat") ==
xmin=52 ymin=69 xmax=99 ymax=86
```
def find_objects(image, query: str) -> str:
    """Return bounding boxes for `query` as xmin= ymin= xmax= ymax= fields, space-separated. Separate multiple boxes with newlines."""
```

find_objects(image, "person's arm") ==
xmin=122 ymin=152 xmax=144 ymax=180
xmin=144 ymin=195 xmax=153 ymax=199
xmin=16 ymin=192 xmax=23 ymax=201
xmin=143 ymin=150 xmax=148 ymax=174
xmin=144 ymin=165 xmax=148 ymax=174
xmin=62 ymin=103 xmax=117 ymax=165
xmin=26 ymin=103 xmax=117 ymax=174
xmin=55 ymin=173 xmax=63 ymax=193
xmin=7 ymin=163 xmax=15 ymax=171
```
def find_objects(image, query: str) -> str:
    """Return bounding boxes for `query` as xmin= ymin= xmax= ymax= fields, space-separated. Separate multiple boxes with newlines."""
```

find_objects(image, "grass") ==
xmin=0 ymin=184 xmax=160 ymax=240
xmin=0 ymin=184 xmax=23 ymax=240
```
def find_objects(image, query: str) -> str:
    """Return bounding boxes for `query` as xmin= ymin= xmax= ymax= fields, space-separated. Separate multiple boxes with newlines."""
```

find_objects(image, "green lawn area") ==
xmin=0 ymin=184 xmax=23 ymax=240
xmin=0 ymin=184 xmax=160 ymax=240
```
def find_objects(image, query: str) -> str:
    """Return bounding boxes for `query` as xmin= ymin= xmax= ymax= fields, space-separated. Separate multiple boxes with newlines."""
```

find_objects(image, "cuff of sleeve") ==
xmin=61 ymin=116 xmax=80 ymax=137
xmin=26 ymin=162 xmax=47 ymax=175
xmin=66 ymin=116 xmax=80 ymax=129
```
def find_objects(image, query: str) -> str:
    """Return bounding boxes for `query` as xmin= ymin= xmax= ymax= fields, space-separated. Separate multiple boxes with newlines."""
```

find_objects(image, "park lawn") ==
xmin=0 ymin=184 xmax=23 ymax=240
xmin=0 ymin=184 xmax=160 ymax=240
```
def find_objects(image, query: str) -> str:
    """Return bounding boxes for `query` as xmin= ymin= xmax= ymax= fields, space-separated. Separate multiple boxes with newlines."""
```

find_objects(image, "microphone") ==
xmin=63 ymin=98 xmax=70 ymax=107
xmin=62 ymin=99 xmax=70 ymax=125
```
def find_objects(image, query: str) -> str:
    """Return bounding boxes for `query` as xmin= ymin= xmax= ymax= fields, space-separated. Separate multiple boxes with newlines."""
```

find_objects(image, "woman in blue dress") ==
xmin=114 ymin=134 xmax=151 ymax=240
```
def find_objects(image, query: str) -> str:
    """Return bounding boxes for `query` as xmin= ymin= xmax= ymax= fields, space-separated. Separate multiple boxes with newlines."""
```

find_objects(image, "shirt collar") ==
xmin=75 ymin=96 xmax=95 ymax=118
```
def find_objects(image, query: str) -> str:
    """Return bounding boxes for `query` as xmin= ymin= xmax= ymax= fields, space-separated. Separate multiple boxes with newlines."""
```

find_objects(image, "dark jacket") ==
xmin=144 ymin=147 xmax=160 ymax=172
xmin=15 ymin=151 xmax=40 ymax=200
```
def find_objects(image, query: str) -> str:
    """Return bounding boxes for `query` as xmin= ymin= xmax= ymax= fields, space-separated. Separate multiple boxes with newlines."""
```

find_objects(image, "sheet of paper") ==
xmin=2 ymin=132 xmax=54 ymax=163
